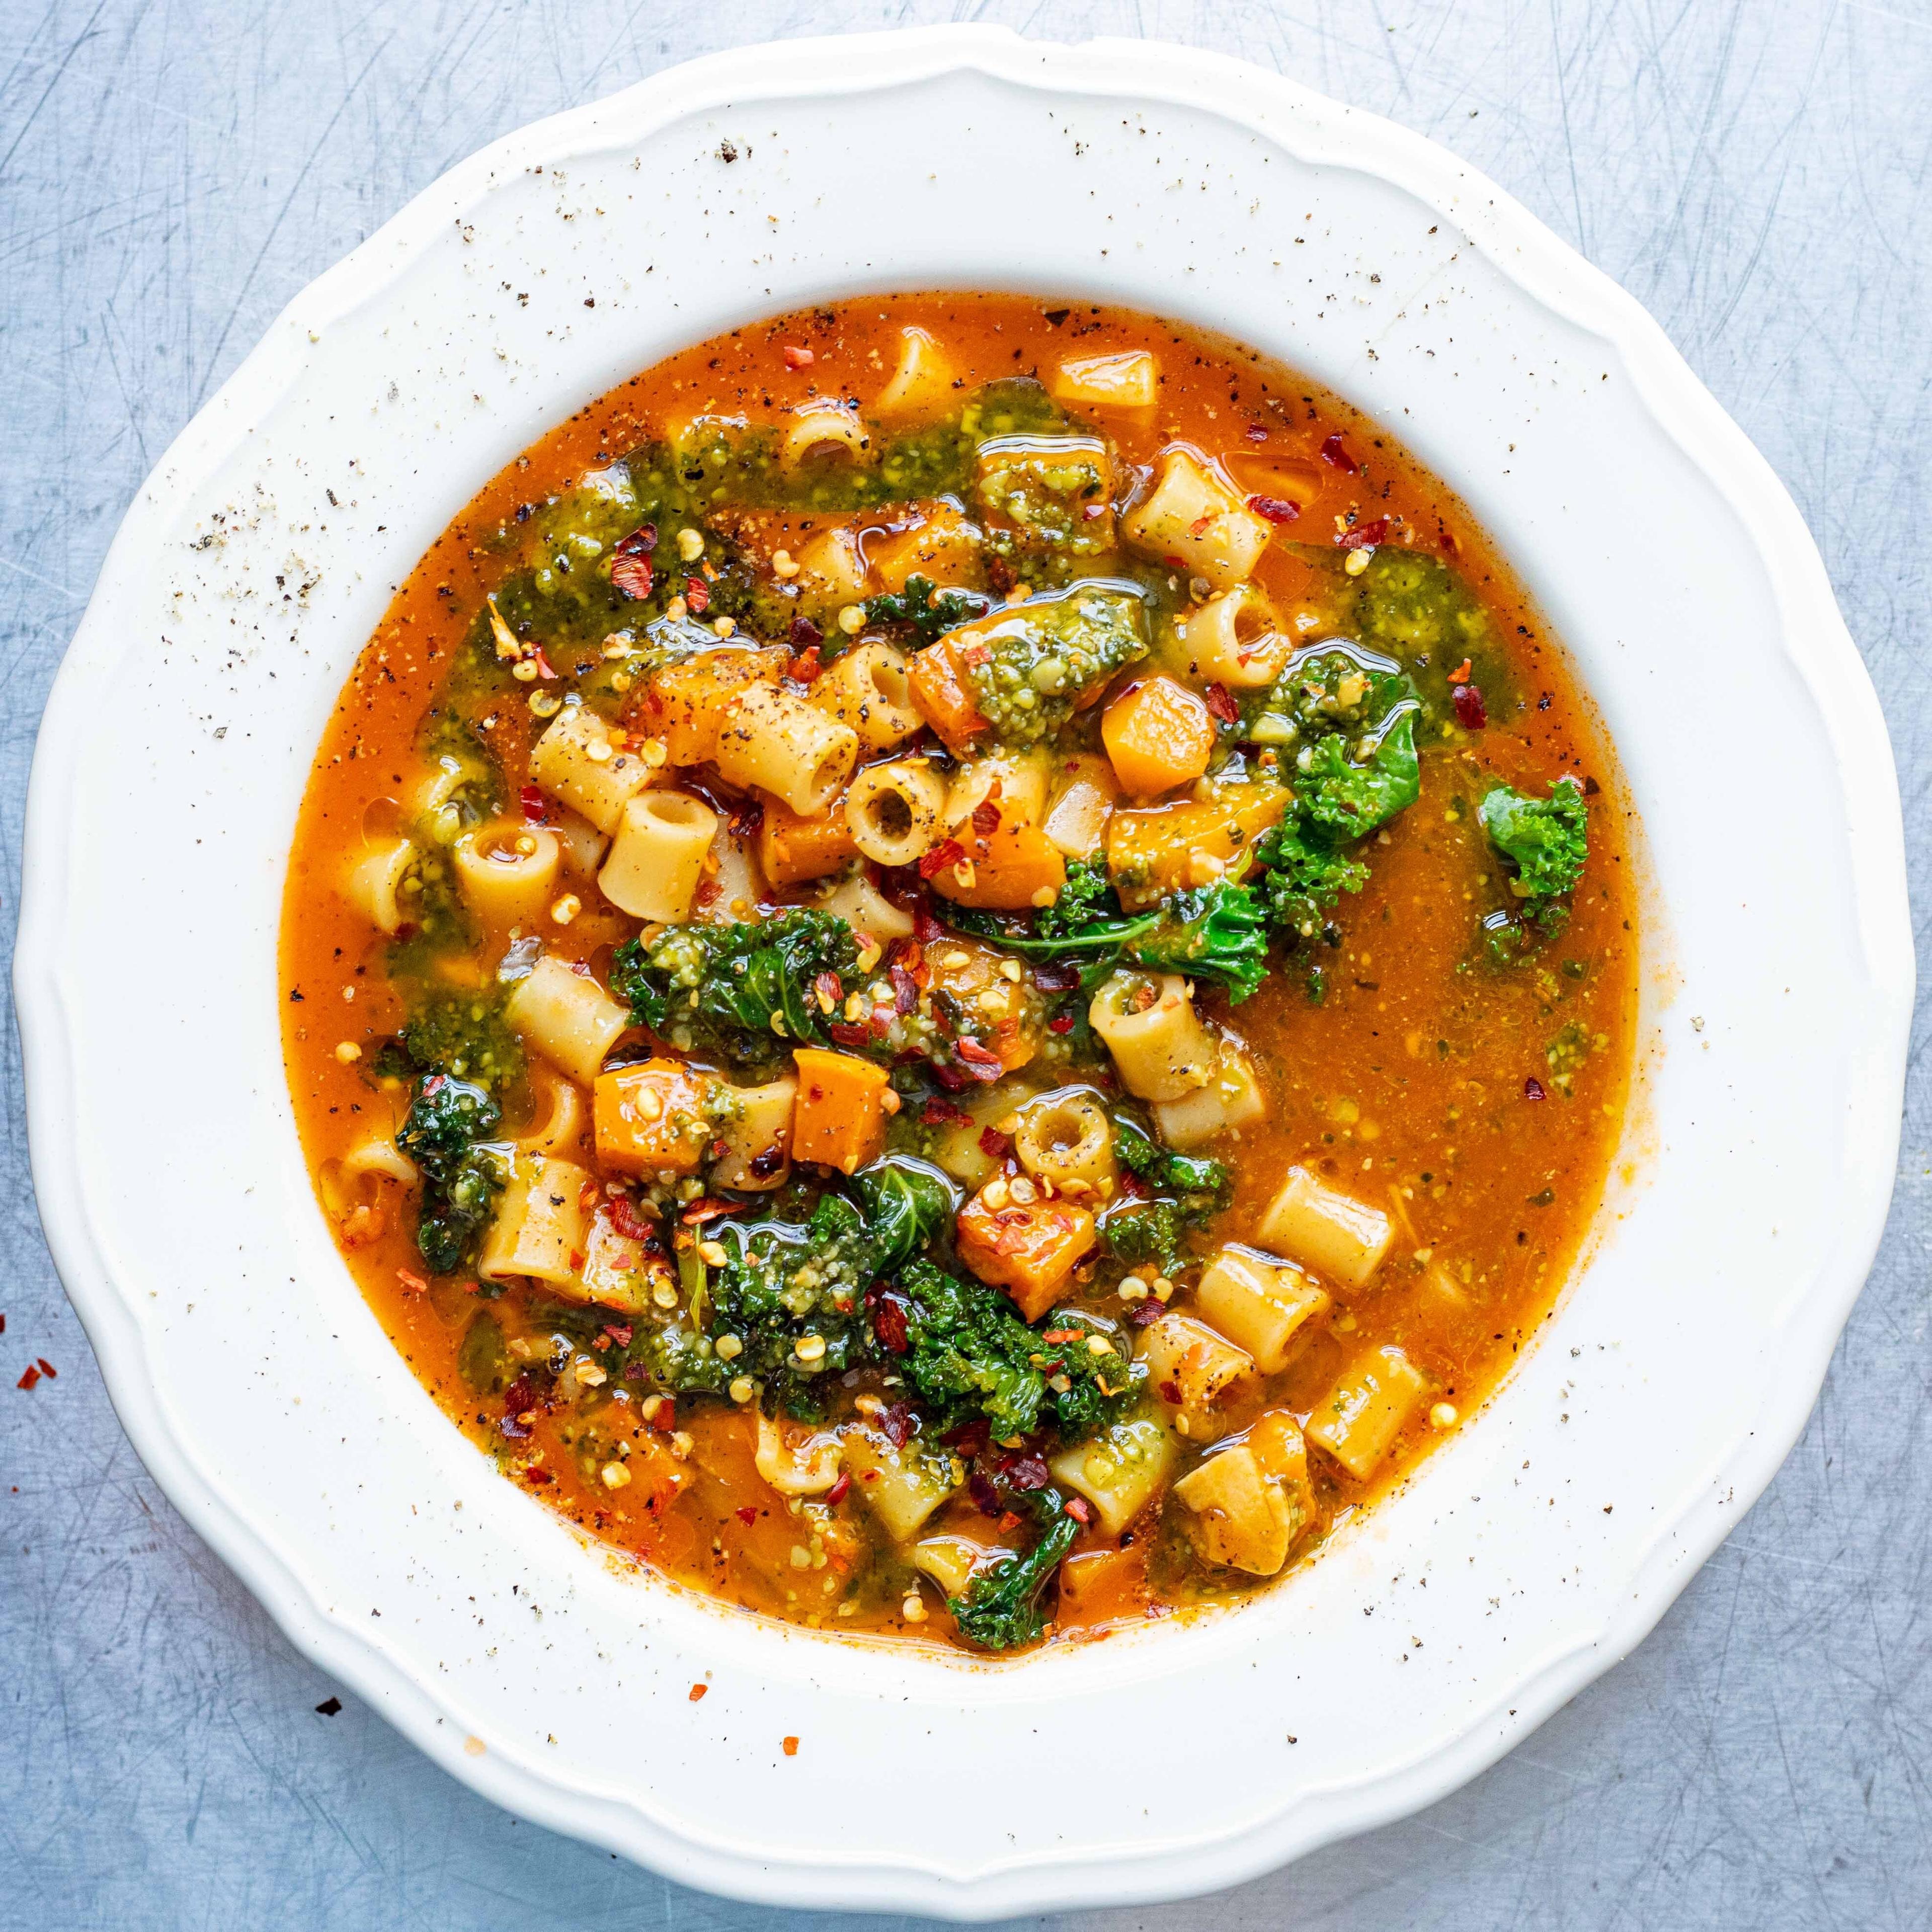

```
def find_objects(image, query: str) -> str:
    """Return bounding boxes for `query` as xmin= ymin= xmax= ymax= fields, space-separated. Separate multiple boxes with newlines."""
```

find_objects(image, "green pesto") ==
xmin=960 ymin=583 xmax=1150 ymax=746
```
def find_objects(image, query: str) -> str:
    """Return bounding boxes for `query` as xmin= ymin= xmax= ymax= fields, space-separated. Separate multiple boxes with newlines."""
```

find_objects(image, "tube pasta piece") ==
xmin=597 ymin=790 xmax=718 ymax=923
xmin=708 ymin=1075 xmax=796 ymax=1191
xmin=1041 ymin=754 xmax=1119 ymax=859
xmin=790 ymin=1047 xmax=891 ymax=1175
xmin=549 ymin=807 xmax=609 ymax=880
xmin=946 ymin=749 xmax=1051 ymax=831
xmin=1101 ymin=675 xmax=1217 ymax=797
xmin=515 ymin=1068 xmax=586 ymax=1158
xmin=477 ymin=1154 xmax=594 ymax=1289
xmin=1088 ymin=972 xmax=1218 ymax=1103
xmin=954 ymin=1186 xmax=1097 ymax=1322
xmin=1193 ymin=1246 xmax=1332 ymax=1374
xmin=408 ymin=754 xmax=489 ymax=842
xmin=713 ymin=683 xmax=859 ymax=819
xmin=1153 ymin=1042 xmax=1265 ymax=1148
xmin=845 ymin=759 xmax=946 ymax=867
xmin=909 ymin=1533 xmax=1001 ymax=1599
xmin=867 ymin=504 xmax=982 ymax=591
xmin=320 ymin=1129 xmax=417 ymax=1245
xmin=1255 ymin=1166 xmax=1395 ymax=1291
xmin=1121 ymin=447 xmax=1273 ymax=590
xmin=1012 ymin=1088 xmax=1116 ymax=1193
xmin=792 ymin=525 xmax=871 ymax=604
xmin=1171 ymin=1435 xmax=1308 ymax=1576
xmin=926 ymin=1078 xmax=1038 ymax=1191
xmin=1048 ymin=1413 xmax=1176 ymax=1538
xmin=754 ymin=1411 xmax=846 ymax=1497
xmin=593 ymin=1058 xmax=714 ymax=1177
xmin=1105 ymin=780 xmax=1290 ymax=908
xmin=759 ymin=797 xmax=859 ymax=886
xmin=872 ymin=326 xmax=955 ymax=421
xmin=816 ymin=868 xmax=914 ymax=943
xmin=577 ymin=1213 xmax=664 ymax=1316
xmin=1136 ymin=1312 xmax=1254 ymax=1442
xmin=1176 ymin=583 xmax=1291 ymax=689
xmin=843 ymin=1425 xmax=956 ymax=1542
xmin=1305 ymin=1345 xmax=1427 ymax=1480
xmin=527 ymin=705 xmax=654 ymax=835
xmin=783 ymin=400 xmax=871 ymax=466
xmin=1051 ymin=349 xmax=1159 ymax=413
xmin=810 ymin=640 xmax=924 ymax=753
xmin=645 ymin=646 xmax=787 ymax=768
xmin=338 ymin=1133 xmax=419 ymax=1189
xmin=451 ymin=823 xmax=562 ymax=926
xmin=344 ymin=837 xmax=417 ymax=935
xmin=700 ymin=823 xmax=766 ymax=925
xmin=506 ymin=956 xmax=629 ymax=1087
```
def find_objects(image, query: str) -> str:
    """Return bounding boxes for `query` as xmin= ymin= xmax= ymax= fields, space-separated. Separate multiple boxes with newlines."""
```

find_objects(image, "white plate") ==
xmin=14 ymin=25 xmax=1910 ymax=1917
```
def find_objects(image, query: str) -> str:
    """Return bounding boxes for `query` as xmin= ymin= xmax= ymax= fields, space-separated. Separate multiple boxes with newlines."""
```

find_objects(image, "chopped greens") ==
xmin=859 ymin=572 xmax=993 ymax=642
xmin=395 ymin=1074 xmax=507 ymax=1275
xmin=949 ymin=1490 xmax=1081 ymax=1651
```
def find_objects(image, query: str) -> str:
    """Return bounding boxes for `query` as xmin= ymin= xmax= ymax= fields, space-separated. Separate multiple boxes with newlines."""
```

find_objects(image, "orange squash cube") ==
xmin=758 ymin=797 xmax=858 ymax=885
xmin=905 ymin=637 xmax=991 ymax=757
xmin=790 ymin=1047 xmax=892 ymax=1175
xmin=955 ymin=1188 xmax=1097 ymax=1321
xmin=1101 ymin=675 xmax=1217 ymax=797
xmin=927 ymin=817 xmax=1067 ymax=913
xmin=641 ymin=647 xmax=787 ymax=766
xmin=1105 ymin=781 xmax=1290 ymax=909
xmin=593 ymin=1058 xmax=714 ymax=1177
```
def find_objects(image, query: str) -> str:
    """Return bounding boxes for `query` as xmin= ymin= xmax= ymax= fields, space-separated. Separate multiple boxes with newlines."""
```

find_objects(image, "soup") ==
xmin=281 ymin=297 xmax=1636 ymax=1653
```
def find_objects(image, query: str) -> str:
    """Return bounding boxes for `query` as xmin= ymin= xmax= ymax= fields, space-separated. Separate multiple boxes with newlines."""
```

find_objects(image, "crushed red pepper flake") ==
xmin=1245 ymin=493 xmax=1300 ymax=524
xmin=16 ymin=1366 xmax=38 ymax=1391
xmin=782 ymin=1736 xmax=799 ymax=1757
xmin=688 ymin=1682 xmax=709 ymax=1702
xmin=34 ymin=1359 xmax=54 ymax=1379
xmin=684 ymin=576 xmax=710 ymax=613
xmin=610 ymin=554 xmax=654 ymax=600
xmin=1319 ymin=432 xmax=1358 ymax=472
xmin=1335 ymin=516 xmax=1389 ymax=550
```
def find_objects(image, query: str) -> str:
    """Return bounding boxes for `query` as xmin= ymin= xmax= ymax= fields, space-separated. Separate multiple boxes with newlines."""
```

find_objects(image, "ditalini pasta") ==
xmin=282 ymin=294 xmax=1637 ymax=1656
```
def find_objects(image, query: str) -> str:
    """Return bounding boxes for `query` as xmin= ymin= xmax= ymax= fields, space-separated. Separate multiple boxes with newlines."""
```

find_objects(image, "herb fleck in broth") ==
xmin=280 ymin=297 xmax=1636 ymax=1652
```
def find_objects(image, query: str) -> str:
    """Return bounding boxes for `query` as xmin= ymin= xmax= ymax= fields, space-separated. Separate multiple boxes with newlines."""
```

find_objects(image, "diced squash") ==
xmin=868 ymin=503 xmax=983 ymax=591
xmin=926 ymin=817 xmax=1067 ymax=912
xmin=1049 ymin=1412 xmax=1177 ymax=1537
xmin=1041 ymin=753 xmax=1120 ymax=858
xmin=1052 ymin=350 xmax=1159 ymax=414
xmin=1255 ymin=1166 xmax=1394 ymax=1291
xmin=758 ymin=797 xmax=859 ymax=885
xmin=790 ymin=1047 xmax=892 ymax=1174
xmin=1136 ymin=1312 xmax=1253 ymax=1442
xmin=955 ymin=1187 xmax=1097 ymax=1321
xmin=1193 ymin=1245 xmax=1331 ymax=1374
xmin=642 ymin=646 xmax=787 ymax=767
xmin=576 ymin=1213 xmax=669 ymax=1316
xmin=593 ymin=1059 xmax=714 ymax=1177
xmin=909 ymin=1532 xmax=1002 ymax=1598
xmin=1106 ymin=780 xmax=1290 ymax=908
xmin=1056 ymin=1545 xmax=1148 ymax=1624
xmin=843 ymin=1425 xmax=956 ymax=1541
xmin=1306 ymin=1345 xmax=1427 ymax=1480
xmin=905 ymin=636 xmax=991 ymax=756
xmin=1101 ymin=675 xmax=1217 ymax=797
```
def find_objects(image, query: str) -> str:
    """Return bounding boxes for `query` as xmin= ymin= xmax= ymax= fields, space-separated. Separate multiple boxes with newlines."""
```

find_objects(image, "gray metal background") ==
xmin=3 ymin=4 xmax=1927 ymax=1927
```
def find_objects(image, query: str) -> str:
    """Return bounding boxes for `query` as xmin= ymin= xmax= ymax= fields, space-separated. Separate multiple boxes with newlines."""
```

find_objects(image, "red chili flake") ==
xmin=1130 ymin=1299 xmax=1165 ymax=1327
xmin=1446 ymin=658 xmax=1473 ymax=684
xmin=1439 ymin=529 xmax=1462 ymax=558
xmin=749 ymin=1145 xmax=787 ymax=1179
xmin=395 ymin=1269 xmax=428 ymax=1296
xmin=979 ymin=1125 xmax=1013 ymax=1159
xmin=1319 ymin=432 xmax=1358 ymax=473
xmin=971 ymin=799 xmax=1001 ymax=837
xmin=782 ymin=1737 xmax=799 ymax=1757
xmin=16 ymin=1366 xmax=38 ymax=1391
xmin=929 ymin=1060 xmax=972 ymax=1092
xmin=911 ymin=899 xmax=945 ymax=945
xmin=790 ymin=613 xmax=823 ymax=650
xmin=825 ymin=1471 xmax=851 ymax=1506
xmin=1524 ymin=1077 xmax=1547 ymax=1101
xmin=943 ymin=1416 xmax=991 ymax=1457
xmin=921 ymin=1096 xmax=969 ymax=1126
xmin=1082 ymin=501 xmax=1106 ymax=520
xmin=1 ymin=1315 xmax=7 ymax=1333
xmin=680 ymin=1199 xmax=744 ymax=1226
xmin=726 ymin=797 xmax=765 ymax=844
xmin=814 ymin=970 xmax=844 ymax=1012
xmin=608 ymin=1194 xmax=654 ymax=1242
xmin=1064 ymin=1496 xmax=1093 ymax=1525
xmin=1047 ymin=1013 xmax=1075 ymax=1035
xmin=1160 ymin=1379 xmax=1183 ymax=1406
xmin=969 ymin=1472 xmax=1002 ymax=1517
xmin=889 ymin=963 xmax=919 ymax=1015
xmin=648 ymin=1400 xmax=677 ymax=1434
xmin=1336 ymin=517 xmax=1389 ymax=550
xmin=519 ymin=783 xmax=551 ymax=823
xmin=610 ymin=553 xmax=654 ymax=600
xmin=917 ymin=838 xmax=967 ymax=881
xmin=871 ymin=1297 xmax=910 ymax=1355
xmin=788 ymin=645 xmax=822 ymax=683
xmin=1186 ymin=512 xmax=1217 ymax=538
xmin=1245 ymin=494 xmax=1300 ymax=525
xmin=601 ymin=1324 xmax=634 ymax=1349
xmin=614 ymin=522 xmax=656 ymax=557
xmin=530 ymin=647 xmax=559 ymax=681
xmin=782 ymin=345 xmax=815 ymax=369
xmin=954 ymin=1037 xmax=1003 ymax=1075
xmin=1452 ymin=683 xmax=1488 ymax=730
xmin=1031 ymin=961 xmax=1080 ymax=995
xmin=524 ymin=1468 xmax=553 ymax=1486
xmin=1203 ymin=682 xmax=1239 ymax=724
xmin=827 ymin=1021 xmax=872 ymax=1049
xmin=1245 ymin=424 xmax=1270 ymax=442
xmin=957 ymin=639 xmax=992 ymax=670
xmin=1005 ymin=1454 xmax=1050 ymax=1492
xmin=879 ymin=1401 xmax=914 ymax=1448
xmin=684 ymin=576 xmax=710 ymax=613
xmin=688 ymin=1683 xmax=709 ymax=1702
xmin=736 ymin=1505 xmax=759 ymax=1526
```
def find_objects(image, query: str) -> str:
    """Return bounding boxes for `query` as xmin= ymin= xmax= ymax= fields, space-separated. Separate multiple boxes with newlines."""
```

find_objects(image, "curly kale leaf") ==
xmin=1038 ymin=1311 xmax=1146 ymax=1442
xmin=1036 ymin=858 xmax=1131 ymax=944
xmin=1480 ymin=778 xmax=1588 ymax=903
xmin=708 ymin=1191 xmax=876 ymax=1419
xmin=610 ymin=910 xmax=867 ymax=1067
xmin=852 ymin=1157 xmax=959 ymax=1273
xmin=859 ymin=573 xmax=994 ymax=641
xmin=395 ymin=1074 xmax=507 ymax=1275
xmin=1129 ymin=881 xmax=1270 ymax=1004
xmin=891 ymin=1260 xmax=1046 ymax=1441
xmin=949 ymin=1489 xmax=1080 ymax=1651
xmin=1100 ymin=1199 xmax=1187 ymax=1276
xmin=1296 ymin=709 xmax=1420 ymax=839
xmin=1252 ymin=822 xmax=1371 ymax=941
xmin=1111 ymin=1117 xmax=1231 ymax=1207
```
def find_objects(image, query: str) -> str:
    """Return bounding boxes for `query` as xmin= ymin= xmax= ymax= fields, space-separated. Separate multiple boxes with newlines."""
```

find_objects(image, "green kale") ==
xmin=626 ymin=1318 xmax=730 ymax=1399
xmin=892 ymin=1260 xmax=1046 ymax=1441
xmin=1252 ymin=821 xmax=1370 ymax=942
xmin=1480 ymin=778 xmax=1588 ymax=901
xmin=1295 ymin=709 xmax=1420 ymax=840
xmin=1129 ymin=881 xmax=1270 ymax=1004
xmin=610 ymin=910 xmax=867 ymax=1070
xmin=1039 ymin=1310 xmax=1146 ymax=1442
xmin=1035 ymin=857 xmax=1129 ymax=944
xmin=1112 ymin=1118 xmax=1231 ymax=1206
xmin=1099 ymin=1200 xmax=1187 ymax=1276
xmin=708 ymin=1191 xmax=876 ymax=1419
xmin=851 ymin=1157 xmax=959 ymax=1272
xmin=949 ymin=1489 xmax=1081 ymax=1651
xmin=395 ymin=1074 xmax=508 ymax=1275
xmin=859 ymin=572 xmax=993 ymax=641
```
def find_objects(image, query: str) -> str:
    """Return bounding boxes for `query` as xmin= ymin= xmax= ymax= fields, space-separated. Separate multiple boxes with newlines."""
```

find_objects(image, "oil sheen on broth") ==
xmin=280 ymin=297 xmax=1637 ymax=1654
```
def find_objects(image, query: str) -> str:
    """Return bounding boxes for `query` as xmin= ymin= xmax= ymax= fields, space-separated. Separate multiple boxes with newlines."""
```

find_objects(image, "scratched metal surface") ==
xmin=2 ymin=3 xmax=1927 ymax=1926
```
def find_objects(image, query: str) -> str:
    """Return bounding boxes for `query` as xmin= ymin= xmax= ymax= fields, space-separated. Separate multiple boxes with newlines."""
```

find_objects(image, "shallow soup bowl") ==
xmin=14 ymin=25 xmax=1909 ymax=1917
